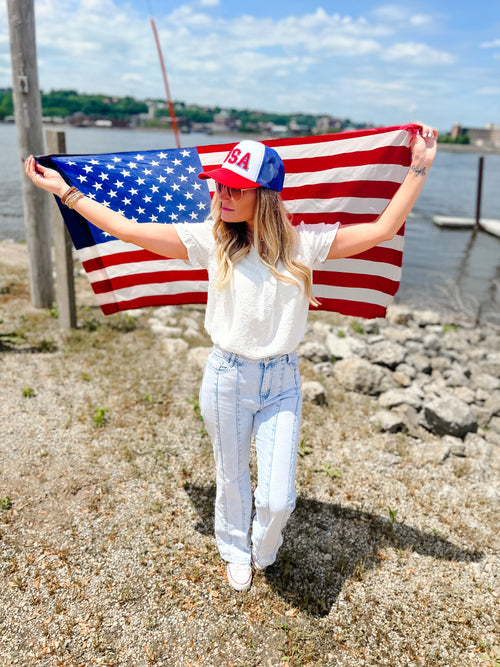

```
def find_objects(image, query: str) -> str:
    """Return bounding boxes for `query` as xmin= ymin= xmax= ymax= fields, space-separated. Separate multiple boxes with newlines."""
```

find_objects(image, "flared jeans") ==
xmin=199 ymin=346 xmax=302 ymax=569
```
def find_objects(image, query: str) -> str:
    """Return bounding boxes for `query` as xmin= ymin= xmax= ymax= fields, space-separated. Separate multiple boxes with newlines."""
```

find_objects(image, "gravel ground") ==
xmin=0 ymin=241 xmax=499 ymax=667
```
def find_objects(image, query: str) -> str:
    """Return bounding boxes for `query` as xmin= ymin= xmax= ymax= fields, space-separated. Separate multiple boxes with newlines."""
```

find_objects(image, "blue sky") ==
xmin=1 ymin=0 xmax=499 ymax=131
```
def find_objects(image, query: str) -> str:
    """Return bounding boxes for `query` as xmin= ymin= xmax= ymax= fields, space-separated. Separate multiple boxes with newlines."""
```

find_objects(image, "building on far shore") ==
xmin=451 ymin=123 xmax=500 ymax=148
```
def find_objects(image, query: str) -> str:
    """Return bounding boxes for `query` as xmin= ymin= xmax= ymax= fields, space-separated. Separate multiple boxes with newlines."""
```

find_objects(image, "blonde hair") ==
xmin=211 ymin=188 xmax=319 ymax=306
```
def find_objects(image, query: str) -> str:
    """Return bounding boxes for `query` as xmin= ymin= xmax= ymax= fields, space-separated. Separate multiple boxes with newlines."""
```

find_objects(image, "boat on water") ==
xmin=432 ymin=215 xmax=500 ymax=236
xmin=479 ymin=218 xmax=500 ymax=238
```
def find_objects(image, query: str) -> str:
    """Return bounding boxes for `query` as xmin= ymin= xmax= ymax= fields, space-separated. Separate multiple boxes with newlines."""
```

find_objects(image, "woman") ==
xmin=25 ymin=124 xmax=437 ymax=591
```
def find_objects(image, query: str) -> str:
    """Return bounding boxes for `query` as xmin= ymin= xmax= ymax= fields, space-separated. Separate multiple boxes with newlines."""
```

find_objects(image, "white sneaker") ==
xmin=226 ymin=562 xmax=253 ymax=591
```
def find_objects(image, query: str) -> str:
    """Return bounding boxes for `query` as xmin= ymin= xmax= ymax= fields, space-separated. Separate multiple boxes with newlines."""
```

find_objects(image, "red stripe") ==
xmin=313 ymin=270 xmax=400 ymax=295
xmin=311 ymin=297 xmax=388 ymax=319
xmin=100 ymin=291 xmax=208 ymax=315
xmin=282 ymin=179 xmax=402 ymax=202
xmin=91 ymin=269 xmax=208 ymax=294
xmin=82 ymin=248 xmax=169 ymax=272
xmin=282 ymin=146 xmax=410 ymax=173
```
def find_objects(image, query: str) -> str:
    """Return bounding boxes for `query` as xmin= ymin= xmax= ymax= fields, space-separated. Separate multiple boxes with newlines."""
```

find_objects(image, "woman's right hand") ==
xmin=25 ymin=156 xmax=69 ymax=199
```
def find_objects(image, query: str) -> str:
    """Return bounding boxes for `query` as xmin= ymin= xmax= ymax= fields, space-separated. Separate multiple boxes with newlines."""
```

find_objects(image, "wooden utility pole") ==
xmin=45 ymin=130 xmax=77 ymax=329
xmin=7 ymin=0 xmax=54 ymax=308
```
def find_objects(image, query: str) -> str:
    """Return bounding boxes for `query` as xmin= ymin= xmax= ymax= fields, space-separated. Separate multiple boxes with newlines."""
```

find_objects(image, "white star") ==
xmin=135 ymin=154 xmax=145 ymax=161
xmin=172 ymin=183 xmax=181 ymax=191
xmin=152 ymin=160 xmax=159 ymax=167
xmin=108 ymin=190 xmax=117 ymax=198
xmin=87 ymin=193 xmax=96 ymax=199
xmin=67 ymin=160 xmax=76 ymax=166
xmin=186 ymin=165 xmax=196 ymax=174
xmin=157 ymin=175 xmax=166 ymax=183
xmin=144 ymin=195 xmax=152 ymax=203
xmin=92 ymin=182 xmax=103 ymax=190
xmin=157 ymin=205 xmax=165 ymax=212
xmin=121 ymin=169 xmax=130 ymax=177
xmin=179 ymin=175 xmax=188 ymax=182
xmin=83 ymin=165 xmax=93 ymax=173
xmin=169 ymin=212 xmax=179 ymax=220
xmin=184 ymin=192 xmax=194 ymax=200
xmin=150 ymin=185 xmax=159 ymax=193
xmin=177 ymin=203 xmax=186 ymax=211
xmin=193 ymin=182 xmax=202 ymax=190
xmin=105 ymin=164 xmax=115 ymax=170
xmin=149 ymin=214 xmax=158 ymax=222
xmin=90 ymin=159 xmax=99 ymax=165
xmin=190 ymin=211 xmax=199 ymax=220
xmin=136 ymin=177 xmax=145 ymax=185
xmin=137 ymin=206 xmax=145 ymax=215
xmin=197 ymin=202 xmax=207 ymax=210
xmin=143 ymin=168 xmax=152 ymax=176
xmin=163 ymin=193 xmax=173 ymax=202
xmin=129 ymin=187 xmax=138 ymax=195
xmin=173 ymin=158 xmax=182 ymax=166
xmin=114 ymin=180 xmax=124 ymax=188
xmin=123 ymin=197 xmax=131 ymax=205
xmin=127 ymin=162 xmax=137 ymax=169
xmin=99 ymin=172 xmax=109 ymax=181
xmin=112 ymin=157 xmax=121 ymax=163
xmin=181 ymin=150 xmax=190 ymax=157
xmin=159 ymin=152 xmax=168 ymax=159
xmin=164 ymin=166 xmax=174 ymax=174
xmin=77 ymin=175 xmax=87 ymax=183
xmin=102 ymin=200 xmax=110 ymax=208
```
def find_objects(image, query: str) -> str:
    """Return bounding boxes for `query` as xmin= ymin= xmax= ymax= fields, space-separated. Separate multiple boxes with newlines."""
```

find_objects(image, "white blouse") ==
xmin=174 ymin=219 xmax=339 ymax=359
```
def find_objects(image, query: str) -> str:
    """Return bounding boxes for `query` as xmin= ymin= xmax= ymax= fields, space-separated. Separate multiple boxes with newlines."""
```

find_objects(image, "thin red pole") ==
xmin=150 ymin=17 xmax=181 ymax=148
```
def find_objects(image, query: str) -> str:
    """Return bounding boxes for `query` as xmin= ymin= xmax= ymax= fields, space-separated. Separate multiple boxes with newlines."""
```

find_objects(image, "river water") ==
xmin=2 ymin=123 xmax=499 ymax=322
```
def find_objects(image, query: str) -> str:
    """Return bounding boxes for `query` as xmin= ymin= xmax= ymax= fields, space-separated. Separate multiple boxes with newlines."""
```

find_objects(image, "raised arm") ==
xmin=25 ymin=156 xmax=189 ymax=260
xmin=327 ymin=124 xmax=437 ymax=260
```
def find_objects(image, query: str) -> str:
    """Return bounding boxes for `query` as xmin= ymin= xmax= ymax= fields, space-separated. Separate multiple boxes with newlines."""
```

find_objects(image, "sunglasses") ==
xmin=215 ymin=182 xmax=256 ymax=203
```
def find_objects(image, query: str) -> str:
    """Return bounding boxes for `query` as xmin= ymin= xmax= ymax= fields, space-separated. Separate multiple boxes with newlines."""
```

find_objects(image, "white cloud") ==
xmin=381 ymin=42 xmax=455 ymax=65
xmin=480 ymin=39 xmax=500 ymax=48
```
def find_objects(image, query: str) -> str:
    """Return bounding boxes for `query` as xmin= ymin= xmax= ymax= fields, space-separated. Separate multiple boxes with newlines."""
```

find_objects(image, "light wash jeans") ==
xmin=199 ymin=345 xmax=302 ymax=568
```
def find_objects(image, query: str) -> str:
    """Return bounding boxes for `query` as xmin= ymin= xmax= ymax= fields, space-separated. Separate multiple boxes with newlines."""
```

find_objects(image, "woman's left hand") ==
xmin=410 ymin=124 xmax=438 ymax=166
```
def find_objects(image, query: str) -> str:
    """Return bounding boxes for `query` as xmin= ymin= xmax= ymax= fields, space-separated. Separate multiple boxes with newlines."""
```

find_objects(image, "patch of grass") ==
xmin=22 ymin=386 xmax=35 ymax=398
xmin=314 ymin=462 xmax=342 ymax=479
xmin=93 ymin=406 xmax=109 ymax=427
xmin=0 ymin=495 xmax=13 ymax=510
xmin=298 ymin=438 xmax=313 ymax=458
xmin=350 ymin=320 xmax=365 ymax=335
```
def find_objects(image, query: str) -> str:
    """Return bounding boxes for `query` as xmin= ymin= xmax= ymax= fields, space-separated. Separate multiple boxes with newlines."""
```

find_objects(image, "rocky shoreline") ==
xmin=148 ymin=302 xmax=500 ymax=471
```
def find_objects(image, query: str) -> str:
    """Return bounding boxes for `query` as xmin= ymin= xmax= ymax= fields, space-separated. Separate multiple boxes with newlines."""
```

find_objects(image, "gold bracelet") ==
xmin=65 ymin=191 xmax=85 ymax=209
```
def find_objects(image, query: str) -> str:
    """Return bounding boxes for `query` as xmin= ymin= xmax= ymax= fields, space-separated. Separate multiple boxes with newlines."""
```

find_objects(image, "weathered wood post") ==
xmin=45 ymin=129 xmax=77 ymax=329
xmin=475 ymin=156 xmax=484 ymax=229
xmin=7 ymin=0 xmax=54 ymax=308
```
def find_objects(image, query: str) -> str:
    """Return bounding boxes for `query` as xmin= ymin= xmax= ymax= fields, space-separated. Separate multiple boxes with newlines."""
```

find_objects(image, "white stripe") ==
xmin=312 ymin=283 xmax=395 ymax=307
xmin=77 ymin=239 xmax=140 ymax=263
xmin=317 ymin=258 xmax=402 ymax=282
xmin=285 ymin=163 xmax=407 ymax=187
xmin=91 ymin=280 xmax=209 ymax=306
xmin=86 ymin=259 xmax=196 ymax=283
xmin=287 ymin=196 xmax=391 ymax=215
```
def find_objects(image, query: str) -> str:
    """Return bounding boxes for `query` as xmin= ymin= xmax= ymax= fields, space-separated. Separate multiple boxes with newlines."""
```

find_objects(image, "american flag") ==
xmin=40 ymin=124 xmax=416 ymax=318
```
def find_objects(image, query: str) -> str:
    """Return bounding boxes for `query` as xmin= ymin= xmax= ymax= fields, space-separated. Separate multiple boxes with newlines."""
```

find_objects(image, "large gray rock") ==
xmin=325 ymin=333 xmax=367 ymax=360
xmin=424 ymin=395 xmax=478 ymax=438
xmin=302 ymin=381 xmax=327 ymax=405
xmin=368 ymin=340 xmax=407 ymax=369
xmin=333 ymin=358 xmax=393 ymax=395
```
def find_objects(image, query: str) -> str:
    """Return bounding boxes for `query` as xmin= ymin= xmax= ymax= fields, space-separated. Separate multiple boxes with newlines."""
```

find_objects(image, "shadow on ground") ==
xmin=184 ymin=482 xmax=482 ymax=617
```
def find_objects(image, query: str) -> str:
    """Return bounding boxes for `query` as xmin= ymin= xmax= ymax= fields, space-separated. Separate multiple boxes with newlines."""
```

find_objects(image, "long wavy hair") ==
xmin=211 ymin=188 xmax=319 ymax=306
